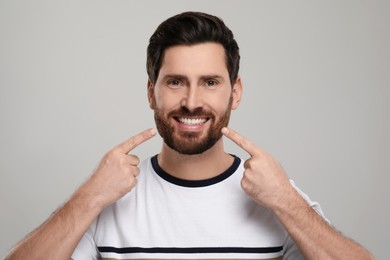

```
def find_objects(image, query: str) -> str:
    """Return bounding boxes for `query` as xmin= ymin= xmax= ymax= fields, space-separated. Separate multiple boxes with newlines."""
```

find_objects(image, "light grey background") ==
xmin=1 ymin=0 xmax=388 ymax=258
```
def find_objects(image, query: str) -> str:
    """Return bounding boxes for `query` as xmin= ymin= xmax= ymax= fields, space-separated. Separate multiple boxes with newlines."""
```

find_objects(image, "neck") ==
xmin=157 ymin=139 xmax=234 ymax=180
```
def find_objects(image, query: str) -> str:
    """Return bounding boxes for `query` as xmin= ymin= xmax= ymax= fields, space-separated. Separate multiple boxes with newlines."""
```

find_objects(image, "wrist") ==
xmin=69 ymin=185 xmax=106 ymax=216
xmin=270 ymin=185 xmax=308 ymax=217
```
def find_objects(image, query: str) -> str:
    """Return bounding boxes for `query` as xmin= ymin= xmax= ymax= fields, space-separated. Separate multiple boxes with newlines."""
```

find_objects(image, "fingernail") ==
xmin=221 ymin=127 xmax=229 ymax=134
xmin=150 ymin=128 xmax=156 ymax=135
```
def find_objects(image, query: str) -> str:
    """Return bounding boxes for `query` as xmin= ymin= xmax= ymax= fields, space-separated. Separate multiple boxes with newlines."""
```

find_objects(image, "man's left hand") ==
xmin=222 ymin=127 xmax=295 ymax=210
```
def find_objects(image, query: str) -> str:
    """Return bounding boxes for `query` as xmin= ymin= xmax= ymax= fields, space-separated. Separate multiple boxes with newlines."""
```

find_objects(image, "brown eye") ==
xmin=205 ymin=80 xmax=218 ymax=88
xmin=168 ymin=80 xmax=181 ymax=88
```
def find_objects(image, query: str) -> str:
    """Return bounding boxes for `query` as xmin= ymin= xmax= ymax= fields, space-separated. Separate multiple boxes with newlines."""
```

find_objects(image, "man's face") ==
xmin=148 ymin=43 xmax=241 ymax=155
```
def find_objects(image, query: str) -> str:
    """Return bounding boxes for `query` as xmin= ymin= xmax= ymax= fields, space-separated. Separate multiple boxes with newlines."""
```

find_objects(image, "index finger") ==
xmin=115 ymin=128 xmax=156 ymax=154
xmin=221 ymin=127 xmax=261 ymax=157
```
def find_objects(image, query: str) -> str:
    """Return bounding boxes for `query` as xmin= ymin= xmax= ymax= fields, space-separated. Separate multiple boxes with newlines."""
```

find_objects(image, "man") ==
xmin=5 ymin=11 xmax=373 ymax=260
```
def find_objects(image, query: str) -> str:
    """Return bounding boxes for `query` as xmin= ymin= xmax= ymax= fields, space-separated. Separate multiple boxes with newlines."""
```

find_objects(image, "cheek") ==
xmin=154 ymin=92 xmax=178 ymax=112
xmin=211 ymin=94 xmax=233 ymax=113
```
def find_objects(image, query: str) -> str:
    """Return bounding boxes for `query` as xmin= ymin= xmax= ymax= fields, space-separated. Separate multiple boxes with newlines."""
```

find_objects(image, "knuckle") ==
xmin=242 ymin=170 xmax=252 ymax=182
xmin=240 ymin=177 xmax=247 ymax=187
xmin=102 ymin=151 xmax=116 ymax=165
xmin=129 ymin=155 xmax=140 ymax=165
xmin=133 ymin=167 xmax=140 ymax=176
xmin=142 ymin=130 xmax=151 ymax=139
xmin=127 ymin=137 xmax=136 ymax=147
xmin=236 ymin=136 xmax=244 ymax=147
xmin=243 ymin=160 xmax=251 ymax=169
xmin=104 ymin=150 xmax=114 ymax=159
xmin=241 ymin=178 xmax=253 ymax=193
xmin=244 ymin=160 xmax=257 ymax=171
xmin=135 ymin=157 xmax=140 ymax=165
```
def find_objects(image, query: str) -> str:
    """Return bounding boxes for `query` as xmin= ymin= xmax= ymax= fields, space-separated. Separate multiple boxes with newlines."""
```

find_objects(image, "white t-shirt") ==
xmin=72 ymin=155 xmax=326 ymax=260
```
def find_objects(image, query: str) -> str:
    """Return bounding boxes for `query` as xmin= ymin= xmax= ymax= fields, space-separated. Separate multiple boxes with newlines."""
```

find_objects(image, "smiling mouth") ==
xmin=175 ymin=117 xmax=209 ymax=126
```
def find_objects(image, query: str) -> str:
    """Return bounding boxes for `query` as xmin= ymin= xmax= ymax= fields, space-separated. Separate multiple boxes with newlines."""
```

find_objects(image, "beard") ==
xmin=154 ymin=96 xmax=233 ymax=155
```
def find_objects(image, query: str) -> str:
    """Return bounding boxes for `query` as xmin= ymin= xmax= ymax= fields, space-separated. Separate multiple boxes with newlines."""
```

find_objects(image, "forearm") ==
xmin=5 ymin=130 xmax=154 ymax=260
xmin=5 ymin=189 xmax=102 ymax=260
xmin=273 ymin=187 xmax=374 ymax=260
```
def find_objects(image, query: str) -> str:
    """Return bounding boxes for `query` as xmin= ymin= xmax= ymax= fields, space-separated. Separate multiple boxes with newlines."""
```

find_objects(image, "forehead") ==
xmin=159 ymin=43 xmax=228 ymax=77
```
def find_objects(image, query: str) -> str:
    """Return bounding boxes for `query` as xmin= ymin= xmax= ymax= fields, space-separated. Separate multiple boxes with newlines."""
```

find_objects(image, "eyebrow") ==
xmin=199 ymin=74 xmax=225 ymax=82
xmin=162 ymin=74 xmax=188 ymax=82
xmin=161 ymin=74 xmax=225 ymax=83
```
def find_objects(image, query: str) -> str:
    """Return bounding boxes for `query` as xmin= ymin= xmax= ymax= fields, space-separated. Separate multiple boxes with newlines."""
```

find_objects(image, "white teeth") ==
xmin=178 ymin=118 xmax=207 ymax=126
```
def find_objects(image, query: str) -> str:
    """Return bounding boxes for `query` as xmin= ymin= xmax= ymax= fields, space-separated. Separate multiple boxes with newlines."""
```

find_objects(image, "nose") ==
xmin=181 ymin=86 xmax=203 ymax=111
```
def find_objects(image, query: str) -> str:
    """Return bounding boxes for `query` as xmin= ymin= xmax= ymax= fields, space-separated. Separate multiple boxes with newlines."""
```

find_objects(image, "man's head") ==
xmin=147 ymin=12 xmax=242 ymax=155
xmin=147 ymin=11 xmax=240 ymax=86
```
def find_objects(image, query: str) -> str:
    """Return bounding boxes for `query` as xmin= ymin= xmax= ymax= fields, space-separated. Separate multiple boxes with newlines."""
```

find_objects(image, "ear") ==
xmin=147 ymin=80 xmax=155 ymax=109
xmin=231 ymin=76 xmax=242 ymax=110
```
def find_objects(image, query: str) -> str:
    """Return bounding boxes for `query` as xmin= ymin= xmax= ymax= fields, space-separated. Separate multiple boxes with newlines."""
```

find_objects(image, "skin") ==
xmin=221 ymin=127 xmax=374 ymax=259
xmin=5 ymin=129 xmax=156 ymax=259
xmin=148 ymin=43 xmax=242 ymax=180
xmin=5 ymin=42 xmax=374 ymax=260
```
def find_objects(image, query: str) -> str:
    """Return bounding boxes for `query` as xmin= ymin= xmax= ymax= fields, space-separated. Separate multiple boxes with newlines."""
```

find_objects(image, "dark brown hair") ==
xmin=146 ymin=11 xmax=240 ymax=85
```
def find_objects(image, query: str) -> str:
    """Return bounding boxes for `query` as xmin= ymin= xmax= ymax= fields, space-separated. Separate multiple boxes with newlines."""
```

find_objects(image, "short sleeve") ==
xmin=71 ymin=221 xmax=100 ymax=260
xmin=282 ymin=180 xmax=331 ymax=259
xmin=290 ymin=180 xmax=331 ymax=224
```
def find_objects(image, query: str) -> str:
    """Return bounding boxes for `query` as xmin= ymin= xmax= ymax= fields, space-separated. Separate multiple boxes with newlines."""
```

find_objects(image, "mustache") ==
xmin=168 ymin=107 xmax=214 ymax=118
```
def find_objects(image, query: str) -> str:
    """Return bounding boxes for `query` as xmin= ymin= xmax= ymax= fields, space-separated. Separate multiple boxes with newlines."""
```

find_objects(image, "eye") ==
xmin=167 ymin=79 xmax=181 ymax=88
xmin=205 ymin=80 xmax=218 ymax=88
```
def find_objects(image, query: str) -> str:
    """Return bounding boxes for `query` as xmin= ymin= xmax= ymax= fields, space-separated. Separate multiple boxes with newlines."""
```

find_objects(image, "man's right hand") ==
xmin=79 ymin=128 xmax=156 ymax=210
xmin=4 ymin=128 xmax=157 ymax=260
